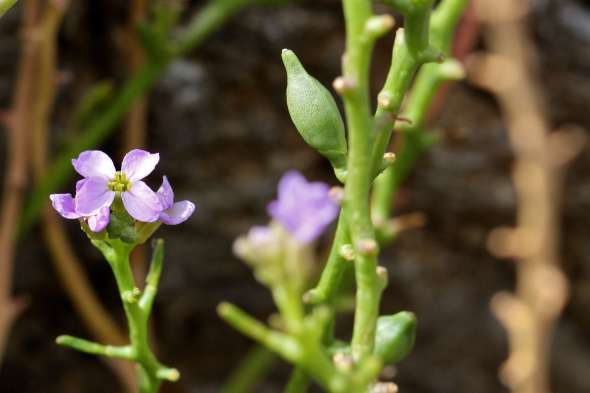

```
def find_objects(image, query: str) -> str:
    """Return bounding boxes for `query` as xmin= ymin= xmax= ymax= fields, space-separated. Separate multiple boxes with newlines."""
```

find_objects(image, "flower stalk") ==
xmin=51 ymin=149 xmax=195 ymax=393
xmin=58 ymin=239 xmax=178 ymax=393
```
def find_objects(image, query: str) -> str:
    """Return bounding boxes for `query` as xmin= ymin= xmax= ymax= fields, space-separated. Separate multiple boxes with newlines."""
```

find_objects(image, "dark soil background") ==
xmin=1 ymin=0 xmax=590 ymax=392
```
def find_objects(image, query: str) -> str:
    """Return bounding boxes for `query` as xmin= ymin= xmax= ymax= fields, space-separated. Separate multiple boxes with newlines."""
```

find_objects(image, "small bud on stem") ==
xmin=357 ymin=238 xmax=379 ymax=256
xmin=333 ymin=76 xmax=356 ymax=95
xmin=339 ymin=244 xmax=356 ymax=261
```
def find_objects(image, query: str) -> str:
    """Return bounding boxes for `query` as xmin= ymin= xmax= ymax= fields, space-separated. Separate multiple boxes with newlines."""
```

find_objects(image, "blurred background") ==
xmin=0 ymin=0 xmax=589 ymax=392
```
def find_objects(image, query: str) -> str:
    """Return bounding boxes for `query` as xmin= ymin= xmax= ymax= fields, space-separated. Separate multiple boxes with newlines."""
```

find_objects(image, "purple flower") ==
xmin=267 ymin=170 xmax=339 ymax=243
xmin=156 ymin=176 xmax=196 ymax=225
xmin=72 ymin=149 xmax=162 ymax=222
xmin=49 ymin=193 xmax=110 ymax=232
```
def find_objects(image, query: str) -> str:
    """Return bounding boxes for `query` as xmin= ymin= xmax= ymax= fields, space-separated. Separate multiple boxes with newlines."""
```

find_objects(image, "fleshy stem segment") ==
xmin=371 ymin=0 xmax=469 ymax=242
xmin=306 ymin=0 xmax=468 ymax=383
xmin=339 ymin=0 xmax=383 ymax=363
xmin=222 ymin=1 xmax=469 ymax=392
xmin=57 ymin=239 xmax=177 ymax=393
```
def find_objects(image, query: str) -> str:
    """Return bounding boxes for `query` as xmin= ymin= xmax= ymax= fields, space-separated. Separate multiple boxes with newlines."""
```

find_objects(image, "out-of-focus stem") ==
xmin=0 ymin=0 xmax=38 ymax=367
xmin=284 ymin=367 xmax=310 ymax=393
xmin=124 ymin=0 xmax=148 ymax=152
xmin=220 ymin=345 xmax=276 ymax=393
xmin=0 ymin=0 xmax=17 ymax=17
xmin=474 ymin=1 xmax=574 ymax=392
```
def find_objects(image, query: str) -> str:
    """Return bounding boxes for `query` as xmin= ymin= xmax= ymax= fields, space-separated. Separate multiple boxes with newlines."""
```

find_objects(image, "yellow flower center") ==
xmin=108 ymin=172 xmax=132 ymax=192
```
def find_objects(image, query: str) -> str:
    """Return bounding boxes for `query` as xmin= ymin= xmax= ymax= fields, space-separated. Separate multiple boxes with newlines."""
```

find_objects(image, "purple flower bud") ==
xmin=267 ymin=170 xmax=339 ymax=243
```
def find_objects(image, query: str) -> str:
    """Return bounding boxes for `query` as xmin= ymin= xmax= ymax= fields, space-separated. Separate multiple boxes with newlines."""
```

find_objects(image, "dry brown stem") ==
xmin=0 ymin=0 xmax=39 ymax=367
xmin=124 ymin=0 xmax=148 ymax=152
xmin=472 ymin=1 xmax=580 ymax=392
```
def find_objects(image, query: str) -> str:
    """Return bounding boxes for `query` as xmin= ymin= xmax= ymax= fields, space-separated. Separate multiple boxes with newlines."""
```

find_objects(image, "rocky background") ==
xmin=1 ymin=0 xmax=590 ymax=392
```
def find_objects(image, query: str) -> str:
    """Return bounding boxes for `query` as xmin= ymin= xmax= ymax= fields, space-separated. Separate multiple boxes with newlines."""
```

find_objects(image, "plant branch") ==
xmin=56 ymin=335 xmax=135 ymax=360
xmin=473 ymin=1 xmax=577 ymax=392
xmin=0 ymin=0 xmax=39 ymax=367
xmin=371 ymin=0 xmax=469 ymax=238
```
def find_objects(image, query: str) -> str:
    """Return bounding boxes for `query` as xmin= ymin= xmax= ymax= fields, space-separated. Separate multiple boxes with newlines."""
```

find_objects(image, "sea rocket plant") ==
xmin=219 ymin=0 xmax=469 ymax=392
xmin=50 ymin=149 xmax=194 ymax=393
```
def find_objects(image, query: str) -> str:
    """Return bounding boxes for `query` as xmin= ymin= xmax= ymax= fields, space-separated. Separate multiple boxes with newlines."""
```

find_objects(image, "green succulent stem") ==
xmin=284 ymin=367 xmax=310 ymax=393
xmin=339 ymin=0 xmax=388 ymax=363
xmin=305 ymin=212 xmax=350 ymax=305
xmin=221 ymin=346 xmax=277 ymax=393
xmin=221 ymin=0 xmax=469 ymax=391
xmin=58 ymin=238 xmax=174 ymax=393
xmin=371 ymin=0 xmax=469 ymax=239
xmin=55 ymin=335 xmax=134 ymax=360
xmin=107 ymin=239 xmax=175 ymax=393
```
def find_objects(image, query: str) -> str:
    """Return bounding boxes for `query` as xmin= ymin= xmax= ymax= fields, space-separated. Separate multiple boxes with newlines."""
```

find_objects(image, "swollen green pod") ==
xmin=374 ymin=311 xmax=416 ymax=365
xmin=282 ymin=49 xmax=347 ymax=171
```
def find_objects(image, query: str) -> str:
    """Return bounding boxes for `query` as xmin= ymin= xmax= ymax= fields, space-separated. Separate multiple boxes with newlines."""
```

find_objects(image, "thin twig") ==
xmin=124 ymin=0 xmax=148 ymax=152
xmin=0 ymin=0 xmax=38 ymax=367
xmin=472 ymin=1 xmax=582 ymax=392
xmin=124 ymin=0 xmax=149 ymax=288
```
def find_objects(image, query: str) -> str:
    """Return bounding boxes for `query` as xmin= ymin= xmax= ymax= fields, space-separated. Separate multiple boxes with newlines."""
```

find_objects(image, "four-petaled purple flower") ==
xmin=73 ymin=149 xmax=162 ymax=222
xmin=50 ymin=149 xmax=195 ymax=232
xmin=156 ymin=176 xmax=195 ymax=225
xmin=267 ymin=170 xmax=339 ymax=243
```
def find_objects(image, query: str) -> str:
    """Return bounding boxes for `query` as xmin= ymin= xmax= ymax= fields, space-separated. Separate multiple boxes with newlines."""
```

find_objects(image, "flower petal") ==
xmin=49 ymin=193 xmax=80 ymax=219
xmin=121 ymin=180 xmax=162 ymax=222
xmin=156 ymin=176 xmax=174 ymax=210
xmin=160 ymin=200 xmax=195 ymax=225
xmin=121 ymin=149 xmax=160 ymax=181
xmin=75 ymin=179 xmax=87 ymax=192
xmin=87 ymin=207 xmax=110 ymax=232
xmin=75 ymin=177 xmax=115 ymax=215
xmin=72 ymin=150 xmax=116 ymax=180
xmin=267 ymin=170 xmax=339 ymax=243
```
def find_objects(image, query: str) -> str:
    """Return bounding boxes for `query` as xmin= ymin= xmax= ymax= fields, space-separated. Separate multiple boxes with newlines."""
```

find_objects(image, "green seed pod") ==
xmin=374 ymin=311 xmax=416 ymax=365
xmin=282 ymin=49 xmax=347 ymax=170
